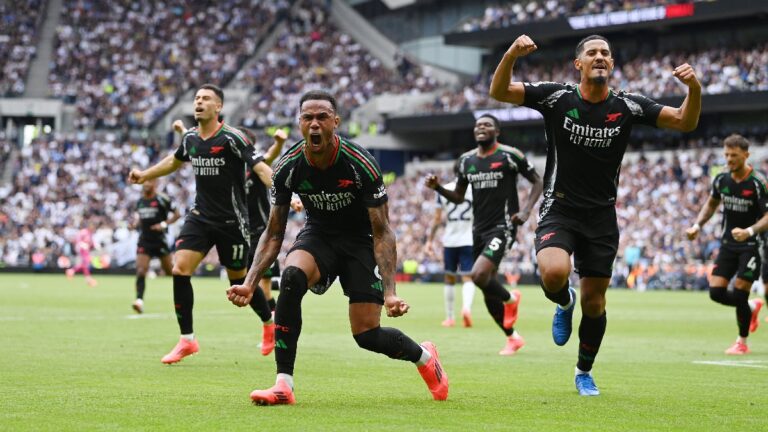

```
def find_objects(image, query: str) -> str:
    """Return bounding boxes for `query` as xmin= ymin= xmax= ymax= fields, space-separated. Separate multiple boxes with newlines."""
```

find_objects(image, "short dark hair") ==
xmin=575 ymin=35 xmax=611 ymax=57
xmin=723 ymin=134 xmax=750 ymax=151
xmin=299 ymin=90 xmax=337 ymax=113
xmin=477 ymin=113 xmax=501 ymax=130
xmin=199 ymin=83 xmax=224 ymax=104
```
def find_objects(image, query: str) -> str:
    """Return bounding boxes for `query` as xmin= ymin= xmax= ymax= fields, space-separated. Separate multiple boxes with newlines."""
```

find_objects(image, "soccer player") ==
xmin=65 ymin=218 xmax=98 ymax=287
xmin=686 ymin=135 xmax=767 ymax=354
xmin=226 ymin=90 xmax=448 ymax=405
xmin=424 ymin=178 xmax=476 ymax=327
xmin=489 ymin=34 xmax=701 ymax=395
xmin=425 ymin=114 xmax=543 ymax=355
xmin=128 ymin=84 xmax=274 ymax=364
xmin=762 ymin=233 xmax=768 ymax=322
xmin=131 ymin=178 xmax=180 ymax=313
xmin=169 ymin=118 xmax=288 ymax=356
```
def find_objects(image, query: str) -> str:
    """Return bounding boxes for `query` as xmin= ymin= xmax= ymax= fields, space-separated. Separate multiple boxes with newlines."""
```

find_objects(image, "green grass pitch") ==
xmin=1 ymin=274 xmax=765 ymax=431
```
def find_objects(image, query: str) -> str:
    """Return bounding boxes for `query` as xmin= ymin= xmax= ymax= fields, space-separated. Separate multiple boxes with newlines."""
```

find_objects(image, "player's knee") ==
xmin=709 ymin=286 xmax=727 ymax=304
xmin=470 ymin=270 xmax=491 ymax=288
xmin=280 ymin=266 xmax=308 ymax=298
xmin=539 ymin=266 xmax=569 ymax=291
xmin=136 ymin=266 xmax=148 ymax=277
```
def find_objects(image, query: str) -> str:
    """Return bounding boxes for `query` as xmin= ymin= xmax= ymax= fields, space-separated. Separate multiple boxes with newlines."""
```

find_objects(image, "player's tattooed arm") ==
xmin=227 ymin=204 xmax=289 ymax=307
xmin=424 ymin=207 xmax=443 ymax=256
xmin=369 ymin=203 xmax=410 ymax=317
xmin=513 ymin=170 xmax=544 ymax=225
xmin=425 ymin=175 xmax=467 ymax=204
xmin=686 ymin=196 xmax=720 ymax=240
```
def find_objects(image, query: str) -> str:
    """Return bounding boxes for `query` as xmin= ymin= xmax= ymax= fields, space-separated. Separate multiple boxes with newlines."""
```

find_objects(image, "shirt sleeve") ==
xmin=521 ymin=82 xmax=568 ymax=113
xmin=270 ymin=158 xmax=293 ymax=206
xmin=226 ymin=130 xmax=264 ymax=169
xmin=174 ymin=133 xmax=192 ymax=162
xmin=711 ymin=174 xmax=722 ymax=200
xmin=507 ymin=147 xmax=536 ymax=178
xmin=359 ymin=152 xmax=388 ymax=208
xmin=754 ymin=176 xmax=768 ymax=215
xmin=623 ymin=92 xmax=664 ymax=128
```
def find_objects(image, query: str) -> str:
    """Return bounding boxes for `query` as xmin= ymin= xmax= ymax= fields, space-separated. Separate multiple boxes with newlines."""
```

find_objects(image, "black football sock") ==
xmin=275 ymin=267 xmax=308 ymax=376
xmin=482 ymin=277 xmax=511 ymax=301
xmin=353 ymin=326 xmax=423 ymax=362
xmin=732 ymin=289 xmax=751 ymax=338
xmin=483 ymin=295 xmax=514 ymax=336
xmin=709 ymin=287 xmax=736 ymax=306
xmin=172 ymin=275 xmax=194 ymax=334
xmin=136 ymin=275 xmax=146 ymax=300
xmin=542 ymin=280 xmax=571 ymax=307
xmin=577 ymin=312 xmax=607 ymax=372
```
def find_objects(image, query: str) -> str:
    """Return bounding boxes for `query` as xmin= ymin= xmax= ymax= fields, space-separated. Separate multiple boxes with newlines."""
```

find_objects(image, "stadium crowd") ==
xmin=4 ymin=131 xmax=767 ymax=291
xmin=235 ymin=0 xmax=438 ymax=129
xmin=457 ymin=0 xmax=708 ymax=32
xmin=48 ymin=0 xmax=288 ymax=129
xmin=423 ymin=44 xmax=768 ymax=114
xmin=0 ymin=0 xmax=46 ymax=97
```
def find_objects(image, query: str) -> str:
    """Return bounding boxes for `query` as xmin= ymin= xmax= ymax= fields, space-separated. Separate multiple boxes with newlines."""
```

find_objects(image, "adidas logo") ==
xmin=722 ymin=186 xmax=731 ymax=194
xmin=467 ymin=165 xmax=477 ymax=173
xmin=566 ymin=108 xmax=580 ymax=119
xmin=275 ymin=339 xmax=288 ymax=349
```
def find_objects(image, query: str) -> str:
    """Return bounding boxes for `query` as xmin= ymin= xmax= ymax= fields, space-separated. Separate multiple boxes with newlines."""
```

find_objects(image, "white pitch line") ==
xmin=692 ymin=360 xmax=768 ymax=369
xmin=125 ymin=313 xmax=169 ymax=320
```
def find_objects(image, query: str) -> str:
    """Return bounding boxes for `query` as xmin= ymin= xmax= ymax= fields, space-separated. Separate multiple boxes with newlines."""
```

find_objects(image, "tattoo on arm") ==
xmin=369 ymin=203 xmax=397 ymax=297
xmin=245 ymin=205 xmax=289 ymax=289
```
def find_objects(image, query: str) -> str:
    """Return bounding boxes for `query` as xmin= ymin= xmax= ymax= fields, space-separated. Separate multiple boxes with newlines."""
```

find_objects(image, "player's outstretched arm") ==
xmin=687 ymin=196 xmax=720 ymax=240
xmin=227 ymin=204 xmax=289 ymax=306
xmin=263 ymin=129 xmax=288 ymax=166
xmin=369 ymin=203 xmax=409 ymax=317
xmin=513 ymin=170 xmax=544 ymax=225
xmin=489 ymin=34 xmax=537 ymax=105
xmin=128 ymin=154 xmax=183 ymax=185
xmin=657 ymin=63 xmax=702 ymax=132
xmin=425 ymin=175 xmax=468 ymax=204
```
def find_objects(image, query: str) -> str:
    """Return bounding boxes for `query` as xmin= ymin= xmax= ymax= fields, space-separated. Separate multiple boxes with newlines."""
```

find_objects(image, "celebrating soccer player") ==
xmin=128 ymin=84 xmax=274 ymax=364
xmin=226 ymin=90 xmax=449 ymax=405
xmin=131 ymin=178 xmax=180 ymax=314
xmin=425 ymin=114 xmax=542 ymax=355
xmin=687 ymin=135 xmax=767 ymax=355
xmin=171 ymin=119 xmax=289 ymax=355
xmin=489 ymin=34 xmax=701 ymax=395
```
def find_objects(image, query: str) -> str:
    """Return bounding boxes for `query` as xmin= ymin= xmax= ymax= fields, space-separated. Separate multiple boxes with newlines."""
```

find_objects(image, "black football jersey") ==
xmin=711 ymin=168 xmax=768 ymax=249
xmin=522 ymin=82 xmax=663 ymax=214
xmin=136 ymin=192 xmax=175 ymax=244
xmin=271 ymin=136 xmax=387 ymax=236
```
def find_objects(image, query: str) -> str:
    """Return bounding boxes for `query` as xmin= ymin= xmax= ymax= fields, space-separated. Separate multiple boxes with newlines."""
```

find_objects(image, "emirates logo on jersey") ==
xmin=489 ymin=162 xmax=503 ymax=169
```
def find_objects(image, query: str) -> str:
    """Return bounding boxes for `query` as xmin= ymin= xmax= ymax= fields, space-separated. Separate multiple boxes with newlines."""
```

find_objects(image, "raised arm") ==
xmin=369 ymin=203 xmax=409 ymax=317
xmin=128 ymin=153 xmax=183 ymax=185
xmin=425 ymin=175 xmax=468 ymax=204
xmin=657 ymin=63 xmax=701 ymax=132
xmin=489 ymin=35 xmax=538 ymax=105
xmin=262 ymin=129 xmax=288 ymax=165
xmin=227 ymin=204 xmax=290 ymax=306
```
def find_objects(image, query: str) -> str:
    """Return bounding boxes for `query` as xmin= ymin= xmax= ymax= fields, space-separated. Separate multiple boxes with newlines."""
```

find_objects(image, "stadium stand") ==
xmin=0 ymin=0 xmax=46 ymax=97
xmin=47 ymin=0 xmax=288 ymax=129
